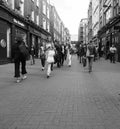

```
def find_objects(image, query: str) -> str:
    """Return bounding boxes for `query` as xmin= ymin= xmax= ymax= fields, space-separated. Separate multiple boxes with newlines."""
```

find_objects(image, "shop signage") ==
xmin=0 ymin=39 xmax=6 ymax=48
xmin=13 ymin=19 xmax=25 ymax=27
xmin=34 ymin=29 xmax=41 ymax=36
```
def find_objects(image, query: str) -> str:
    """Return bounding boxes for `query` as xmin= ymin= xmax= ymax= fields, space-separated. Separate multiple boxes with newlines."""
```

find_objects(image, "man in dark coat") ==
xmin=12 ymin=36 xmax=27 ymax=83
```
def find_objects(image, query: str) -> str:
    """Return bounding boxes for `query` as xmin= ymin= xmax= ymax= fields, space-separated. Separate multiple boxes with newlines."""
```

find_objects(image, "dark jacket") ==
xmin=12 ymin=41 xmax=26 ymax=61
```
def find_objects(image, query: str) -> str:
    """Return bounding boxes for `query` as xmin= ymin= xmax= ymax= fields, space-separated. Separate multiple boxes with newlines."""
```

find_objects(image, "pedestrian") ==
xmin=86 ymin=42 xmax=95 ymax=73
xmin=40 ymin=46 xmax=46 ymax=71
xmin=109 ymin=44 xmax=117 ymax=63
xmin=79 ymin=44 xmax=83 ymax=63
xmin=46 ymin=44 xmax=55 ymax=78
xmin=29 ymin=45 xmax=35 ymax=65
xmin=82 ymin=44 xmax=87 ymax=67
xmin=54 ymin=41 xmax=62 ymax=68
xmin=12 ymin=36 xmax=28 ymax=83
xmin=67 ymin=44 xmax=73 ymax=67
xmin=61 ymin=44 xmax=65 ymax=66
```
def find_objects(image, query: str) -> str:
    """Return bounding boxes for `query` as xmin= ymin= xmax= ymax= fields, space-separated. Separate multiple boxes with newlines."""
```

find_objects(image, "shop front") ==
xmin=0 ymin=6 xmax=13 ymax=64
xmin=0 ymin=4 xmax=51 ymax=64
xmin=98 ymin=15 xmax=120 ymax=62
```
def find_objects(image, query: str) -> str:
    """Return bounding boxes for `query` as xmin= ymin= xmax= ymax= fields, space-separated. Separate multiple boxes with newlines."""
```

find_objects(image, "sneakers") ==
xmin=15 ymin=75 xmax=27 ymax=83
xmin=42 ymin=67 xmax=45 ymax=71
xmin=22 ymin=75 xmax=27 ymax=80
xmin=16 ymin=78 xmax=21 ymax=83
xmin=47 ymin=75 xmax=50 ymax=78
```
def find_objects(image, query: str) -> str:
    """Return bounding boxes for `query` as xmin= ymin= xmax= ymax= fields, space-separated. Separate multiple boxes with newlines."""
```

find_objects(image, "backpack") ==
xmin=19 ymin=43 xmax=29 ymax=58
xmin=88 ymin=46 xmax=94 ymax=55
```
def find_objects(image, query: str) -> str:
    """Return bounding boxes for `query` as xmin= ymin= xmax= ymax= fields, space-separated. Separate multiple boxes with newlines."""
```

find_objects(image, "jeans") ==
xmin=14 ymin=58 xmax=27 ymax=78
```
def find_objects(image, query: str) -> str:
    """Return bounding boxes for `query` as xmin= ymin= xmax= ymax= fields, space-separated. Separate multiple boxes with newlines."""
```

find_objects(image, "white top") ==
xmin=110 ymin=47 xmax=117 ymax=53
xmin=46 ymin=49 xmax=55 ymax=63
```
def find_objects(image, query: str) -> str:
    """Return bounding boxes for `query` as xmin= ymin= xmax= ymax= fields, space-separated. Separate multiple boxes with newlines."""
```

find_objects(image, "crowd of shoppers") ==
xmin=76 ymin=39 xmax=118 ymax=73
xmin=11 ymin=35 xmax=74 ymax=83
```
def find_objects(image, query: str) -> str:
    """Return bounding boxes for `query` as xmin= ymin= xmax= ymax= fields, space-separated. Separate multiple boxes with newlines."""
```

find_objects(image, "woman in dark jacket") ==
xmin=12 ymin=37 xmax=27 ymax=83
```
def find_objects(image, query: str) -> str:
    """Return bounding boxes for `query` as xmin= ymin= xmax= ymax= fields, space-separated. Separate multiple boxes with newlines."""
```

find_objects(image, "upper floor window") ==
xmin=36 ymin=0 xmax=39 ymax=7
xmin=43 ymin=17 xmax=46 ymax=30
xmin=20 ymin=0 xmax=24 ymax=16
xmin=47 ymin=22 xmax=50 ymax=32
xmin=36 ymin=15 xmax=39 ymax=25
xmin=31 ymin=11 xmax=35 ymax=21
xmin=47 ymin=6 xmax=49 ymax=18
xmin=43 ymin=1 xmax=46 ymax=15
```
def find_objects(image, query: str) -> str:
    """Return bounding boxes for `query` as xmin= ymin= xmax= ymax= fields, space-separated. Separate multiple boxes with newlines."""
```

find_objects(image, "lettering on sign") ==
xmin=13 ymin=19 xmax=25 ymax=27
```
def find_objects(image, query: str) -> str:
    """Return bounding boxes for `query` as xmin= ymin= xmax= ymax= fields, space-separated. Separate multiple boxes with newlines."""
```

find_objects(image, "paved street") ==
xmin=1 ymin=56 xmax=120 ymax=129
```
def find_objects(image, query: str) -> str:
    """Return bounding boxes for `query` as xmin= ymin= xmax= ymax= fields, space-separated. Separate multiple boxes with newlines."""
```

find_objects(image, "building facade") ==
xmin=0 ymin=0 xmax=70 ymax=64
xmin=49 ymin=4 xmax=70 ymax=44
xmin=0 ymin=0 xmax=51 ymax=64
xmin=78 ymin=18 xmax=88 ymax=44
xmin=98 ymin=0 xmax=120 ymax=61
xmin=88 ymin=0 xmax=92 ymax=42
xmin=92 ymin=0 xmax=99 ymax=45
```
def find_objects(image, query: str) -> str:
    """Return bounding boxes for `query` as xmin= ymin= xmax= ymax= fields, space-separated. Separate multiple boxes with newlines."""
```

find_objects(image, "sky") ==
xmin=50 ymin=0 xmax=90 ymax=36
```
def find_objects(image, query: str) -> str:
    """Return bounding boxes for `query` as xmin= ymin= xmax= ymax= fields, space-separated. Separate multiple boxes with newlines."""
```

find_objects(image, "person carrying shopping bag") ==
xmin=46 ymin=44 xmax=55 ymax=78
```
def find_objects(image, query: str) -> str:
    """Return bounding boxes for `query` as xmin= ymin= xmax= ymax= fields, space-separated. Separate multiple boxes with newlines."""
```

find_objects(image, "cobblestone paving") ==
xmin=0 ymin=57 xmax=120 ymax=129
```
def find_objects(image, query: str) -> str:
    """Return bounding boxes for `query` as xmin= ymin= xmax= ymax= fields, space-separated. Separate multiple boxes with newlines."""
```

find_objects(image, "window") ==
xmin=43 ymin=17 xmax=46 ymax=30
xmin=31 ymin=11 xmax=34 ymax=21
xmin=36 ymin=0 xmax=39 ymax=7
xmin=36 ymin=15 xmax=39 ymax=25
xmin=20 ymin=0 xmax=24 ymax=16
xmin=43 ymin=1 xmax=46 ymax=15
xmin=47 ymin=6 xmax=49 ymax=18
xmin=47 ymin=22 xmax=50 ymax=32
xmin=106 ymin=8 xmax=112 ymax=23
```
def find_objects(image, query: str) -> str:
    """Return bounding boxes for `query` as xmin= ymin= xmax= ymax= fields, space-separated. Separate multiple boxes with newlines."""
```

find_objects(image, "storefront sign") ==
xmin=13 ymin=19 xmax=25 ymax=27
xmin=0 ymin=39 xmax=6 ymax=48
xmin=34 ymin=29 xmax=41 ymax=36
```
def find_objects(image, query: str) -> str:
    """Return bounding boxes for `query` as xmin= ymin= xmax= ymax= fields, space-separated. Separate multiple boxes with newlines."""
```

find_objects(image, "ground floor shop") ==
xmin=0 ymin=5 xmax=51 ymax=64
xmin=98 ymin=17 xmax=120 ymax=62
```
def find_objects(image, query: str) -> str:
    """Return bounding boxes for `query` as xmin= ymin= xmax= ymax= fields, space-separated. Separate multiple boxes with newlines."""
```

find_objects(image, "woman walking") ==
xmin=46 ymin=44 xmax=55 ymax=78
